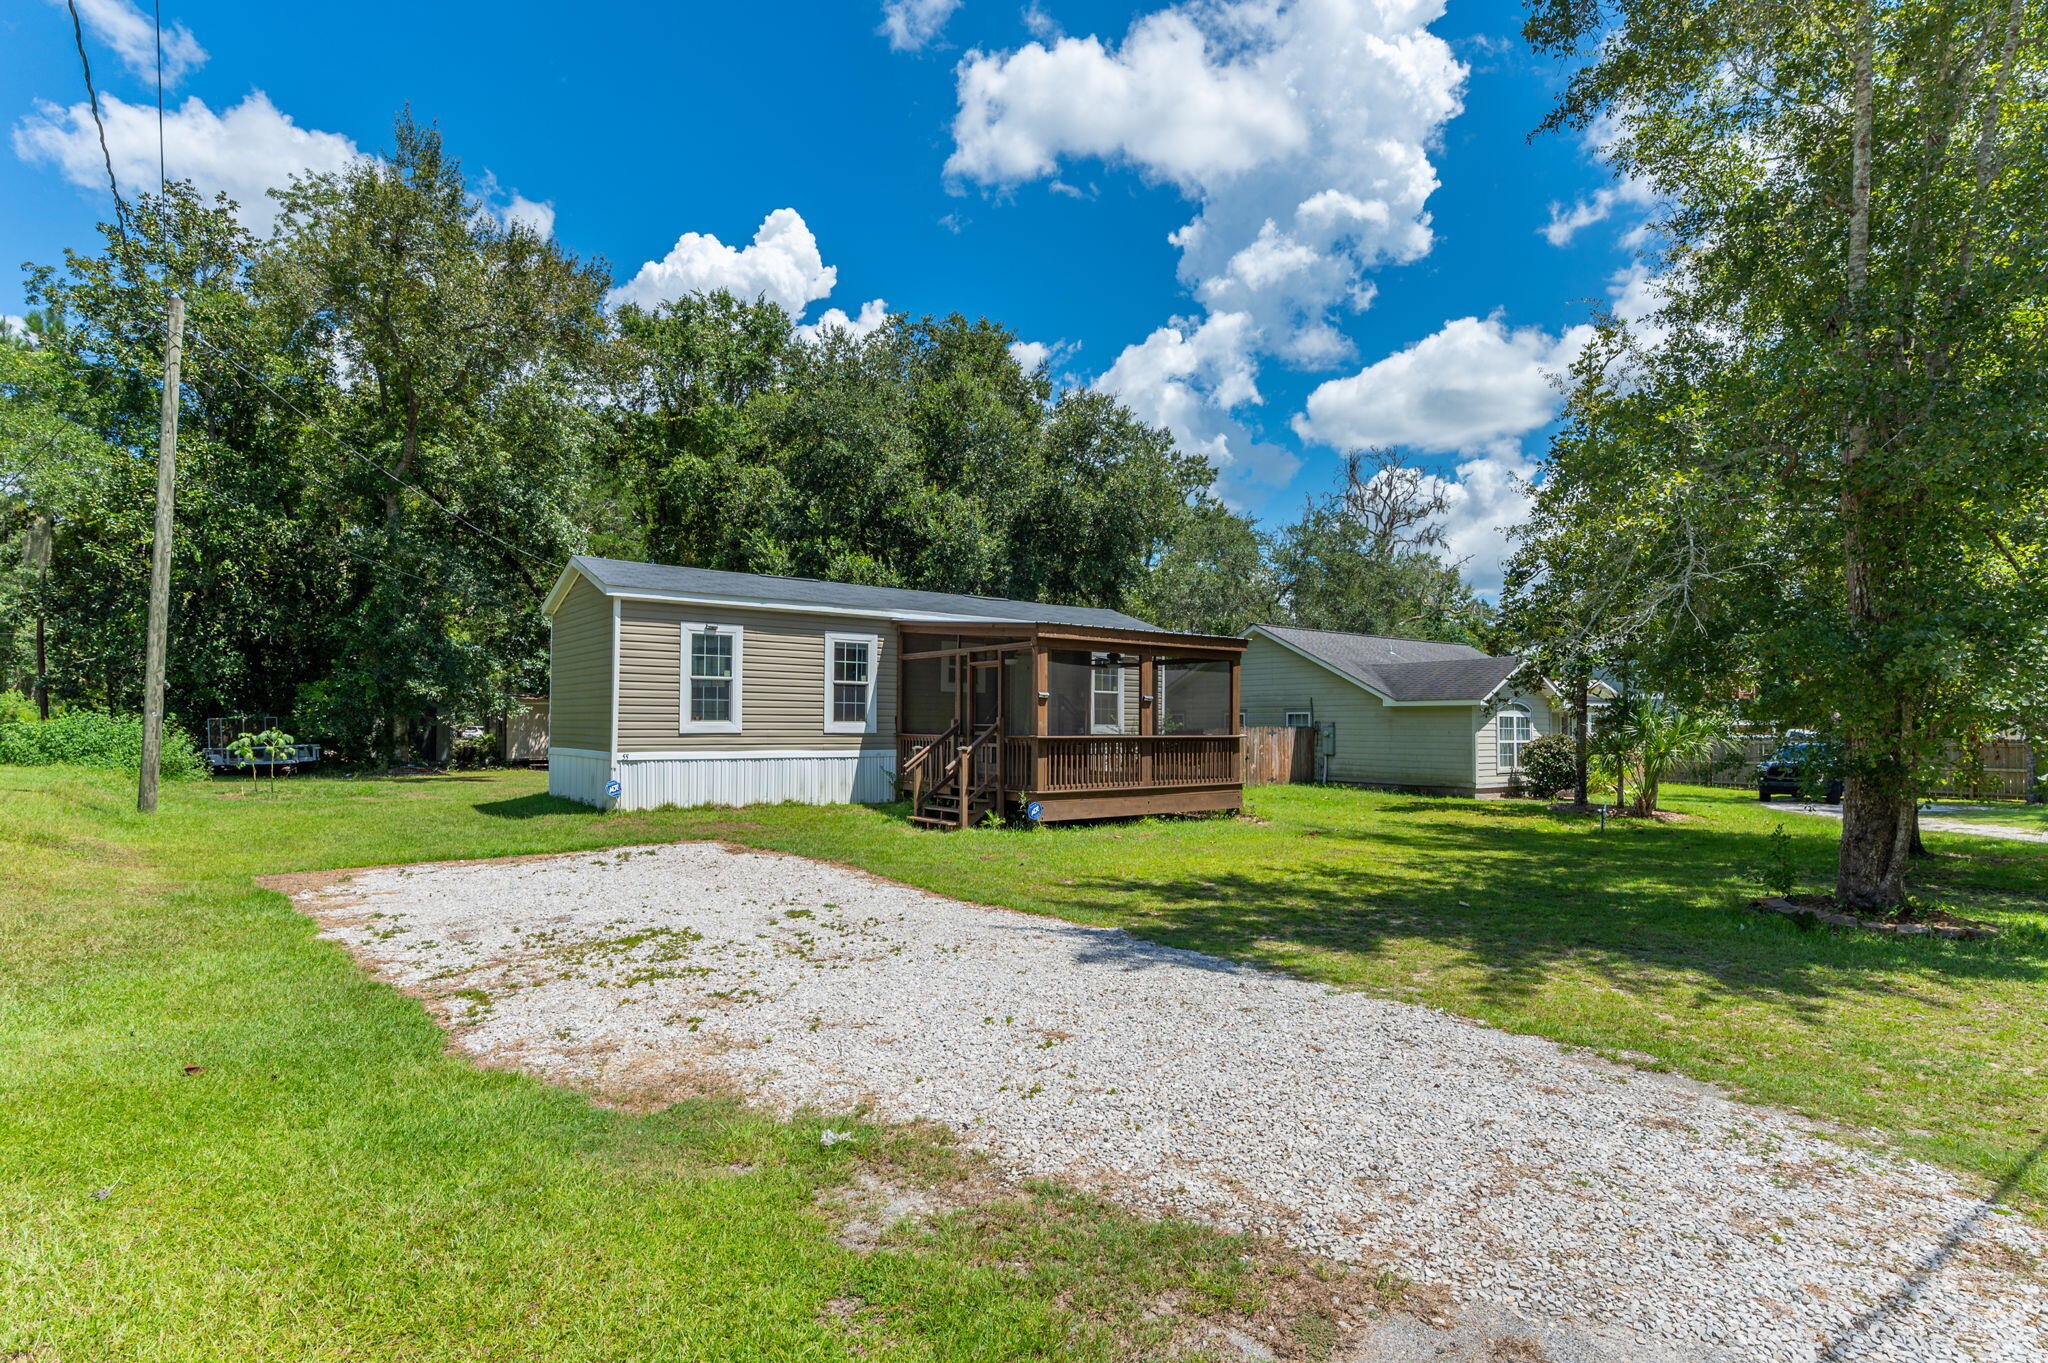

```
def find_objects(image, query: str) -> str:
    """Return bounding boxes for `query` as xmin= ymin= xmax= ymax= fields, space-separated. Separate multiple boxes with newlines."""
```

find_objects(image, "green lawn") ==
xmin=6 ymin=767 xmax=2047 ymax=1359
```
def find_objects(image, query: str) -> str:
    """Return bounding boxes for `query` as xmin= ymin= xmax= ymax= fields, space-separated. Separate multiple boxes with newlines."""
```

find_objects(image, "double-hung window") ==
xmin=1090 ymin=656 xmax=1124 ymax=734
xmin=680 ymin=623 xmax=743 ymax=733
xmin=1284 ymin=711 xmax=1313 ymax=728
xmin=1496 ymin=703 xmax=1533 ymax=771
xmin=824 ymin=633 xmax=879 ymax=734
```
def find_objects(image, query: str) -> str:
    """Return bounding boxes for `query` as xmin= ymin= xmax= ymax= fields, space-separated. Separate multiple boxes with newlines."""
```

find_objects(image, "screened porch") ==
xmin=894 ymin=622 xmax=1246 ymax=826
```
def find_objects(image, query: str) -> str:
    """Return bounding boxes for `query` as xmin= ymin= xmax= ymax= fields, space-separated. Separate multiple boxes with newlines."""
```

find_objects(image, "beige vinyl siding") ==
xmin=616 ymin=599 xmax=898 ymax=753
xmin=548 ymin=575 xmax=614 ymax=752
xmin=1239 ymin=633 xmax=1480 ymax=790
xmin=1475 ymin=687 xmax=1565 ymax=790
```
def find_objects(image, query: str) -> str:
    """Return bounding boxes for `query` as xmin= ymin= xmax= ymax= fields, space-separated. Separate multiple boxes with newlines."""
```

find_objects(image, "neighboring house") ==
xmin=498 ymin=694 xmax=549 ymax=765
xmin=1239 ymin=625 xmax=1564 ymax=798
xmin=543 ymin=556 xmax=1246 ymax=821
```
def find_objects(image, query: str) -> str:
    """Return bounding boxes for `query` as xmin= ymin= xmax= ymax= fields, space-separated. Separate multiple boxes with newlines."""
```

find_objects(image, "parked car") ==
xmin=1757 ymin=738 xmax=1843 ymax=802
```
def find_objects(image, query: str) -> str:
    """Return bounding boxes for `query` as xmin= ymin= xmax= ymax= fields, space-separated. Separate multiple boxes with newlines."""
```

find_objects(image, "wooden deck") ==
xmin=900 ymin=732 xmax=1243 ymax=822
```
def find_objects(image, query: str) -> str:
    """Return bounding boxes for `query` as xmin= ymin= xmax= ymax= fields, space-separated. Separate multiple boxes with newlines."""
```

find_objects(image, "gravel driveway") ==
xmin=1770 ymin=801 xmax=2048 ymax=845
xmin=293 ymin=842 xmax=2048 ymax=1363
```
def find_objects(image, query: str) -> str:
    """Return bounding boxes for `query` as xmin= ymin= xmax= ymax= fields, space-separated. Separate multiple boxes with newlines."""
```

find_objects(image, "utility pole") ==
xmin=26 ymin=515 xmax=51 ymax=720
xmin=137 ymin=292 xmax=183 ymax=813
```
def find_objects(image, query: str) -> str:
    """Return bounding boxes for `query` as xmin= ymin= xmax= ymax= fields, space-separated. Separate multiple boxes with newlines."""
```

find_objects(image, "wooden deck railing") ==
xmin=900 ymin=732 xmax=1242 ymax=794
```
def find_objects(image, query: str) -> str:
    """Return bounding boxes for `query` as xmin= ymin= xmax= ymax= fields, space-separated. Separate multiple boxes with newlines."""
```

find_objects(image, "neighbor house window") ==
xmin=1091 ymin=657 xmax=1124 ymax=733
xmin=824 ymin=633 xmax=879 ymax=734
xmin=1497 ymin=703 xmax=1533 ymax=770
xmin=1284 ymin=711 xmax=1313 ymax=728
xmin=680 ymin=623 xmax=743 ymax=733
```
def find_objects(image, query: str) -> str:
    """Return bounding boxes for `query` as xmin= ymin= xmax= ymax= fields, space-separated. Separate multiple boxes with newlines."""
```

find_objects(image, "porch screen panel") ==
xmin=1005 ymin=652 xmax=1034 ymax=730
xmin=1043 ymin=651 xmax=1096 ymax=735
xmin=1158 ymin=658 xmax=1233 ymax=734
xmin=901 ymin=633 xmax=958 ymax=733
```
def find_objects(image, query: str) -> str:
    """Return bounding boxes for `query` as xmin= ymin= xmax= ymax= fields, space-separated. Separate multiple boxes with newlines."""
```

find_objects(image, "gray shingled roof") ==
xmin=571 ymin=556 xmax=1162 ymax=631
xmin=1252 ymin=624 xmax=1525 ymax=703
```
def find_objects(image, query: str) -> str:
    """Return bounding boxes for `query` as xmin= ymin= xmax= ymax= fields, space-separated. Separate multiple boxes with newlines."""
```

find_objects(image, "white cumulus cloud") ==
xmin=1540 ymin=181 xmax=1657 ymax=247
xmin=1096 ymin=312 xmax=1297 ymax=492
xmin=795 ymin=297 xmax=890 ymax=343
xmin=1008 ymin=339 xmax=1053 ymax=372
xmin=500 ymin=194 xmax=555 ymax=237
xmin=1429 ymin=448 xmax=1538 ymax=595
xmin=880 ymin=0 xmax=962 ymax=50
xmin=611 ymin=208 xmax=839 ymax=315
xmin=1293 ymin=314 xmax=1591 ymax=456
xmin=58 ymin=0 xmax=206 ymax=85
xmin=947 ymin=0 xmax=1466 ymax=364
xmin=13 ymin=90 xmax=361 ymax=232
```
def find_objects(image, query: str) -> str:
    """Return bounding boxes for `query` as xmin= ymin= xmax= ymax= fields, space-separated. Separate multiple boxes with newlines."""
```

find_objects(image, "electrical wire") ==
xmin=63 ymin=0 xmax=131 ymax=235
xmin=153 ymin=0 xmax=165 ymax=196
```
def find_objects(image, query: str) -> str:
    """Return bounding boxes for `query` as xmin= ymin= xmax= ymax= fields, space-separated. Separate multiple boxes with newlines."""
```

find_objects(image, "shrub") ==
xmin=0 ymin=710 xmax=206 ymax=780
xmin=1516 ymin=732 xmax=1579 ymax=800
xmin=1757 ymin=823 xmax=1799 ymax=899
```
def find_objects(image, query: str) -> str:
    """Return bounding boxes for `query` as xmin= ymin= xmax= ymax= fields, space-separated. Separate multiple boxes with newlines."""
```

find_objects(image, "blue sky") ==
xmin=2 ymin=0 xmax=1659 ymax=591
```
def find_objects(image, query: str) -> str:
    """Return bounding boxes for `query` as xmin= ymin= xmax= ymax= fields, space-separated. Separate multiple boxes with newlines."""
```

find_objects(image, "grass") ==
xmin=6 ymin=767 xmax=2046 ymax=1357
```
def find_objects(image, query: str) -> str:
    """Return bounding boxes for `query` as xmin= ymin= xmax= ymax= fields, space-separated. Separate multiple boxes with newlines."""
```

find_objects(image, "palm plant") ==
xmin=1591 ymin=699 xmax=1736 ymax=815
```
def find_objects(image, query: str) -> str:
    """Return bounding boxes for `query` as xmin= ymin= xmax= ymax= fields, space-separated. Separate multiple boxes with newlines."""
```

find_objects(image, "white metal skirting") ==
xmin=613 ymin=750 xmax=896 ymax=812
xmin=548 ymin=748 xmax=614 ymax=807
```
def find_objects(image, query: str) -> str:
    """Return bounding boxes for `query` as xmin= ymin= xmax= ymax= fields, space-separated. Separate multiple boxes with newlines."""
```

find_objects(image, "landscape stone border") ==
xmin=1753 ymin=896 xmax=1997 ymax=939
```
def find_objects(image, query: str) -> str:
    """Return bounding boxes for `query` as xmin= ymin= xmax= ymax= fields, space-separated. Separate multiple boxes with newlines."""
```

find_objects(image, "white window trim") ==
xmin=679 ymin=622 xmax=743 ymax=734
xmin=823 ymin=631 xmax=881 ymax=735
xmin=1496 ymin=702 xmax=1533 ymax=771
xmin=1090 ymin=656 xmax=1126 ymax=735
xmin=1284 ymin=711 xmax=1313 ymax=728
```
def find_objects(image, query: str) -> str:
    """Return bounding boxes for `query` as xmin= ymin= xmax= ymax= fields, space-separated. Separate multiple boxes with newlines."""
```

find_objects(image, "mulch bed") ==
xmin=1753 ymin=895 xmax=1998 ymax=940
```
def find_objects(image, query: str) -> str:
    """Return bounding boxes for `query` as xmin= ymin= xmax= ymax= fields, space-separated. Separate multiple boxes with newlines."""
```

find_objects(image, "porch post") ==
xmin=1139 ymin=652 xmax=1156 ymax=787
xmin=1032 ymin=642 xmax=1049 ymax=791
xmin=1229 ymin=653 xmax=1243 ymax=781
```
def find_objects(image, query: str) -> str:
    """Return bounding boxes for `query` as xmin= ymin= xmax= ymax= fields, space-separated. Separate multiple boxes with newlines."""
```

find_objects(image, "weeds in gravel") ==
xmin=429 ymin=773 xmax=2047 ymax=1212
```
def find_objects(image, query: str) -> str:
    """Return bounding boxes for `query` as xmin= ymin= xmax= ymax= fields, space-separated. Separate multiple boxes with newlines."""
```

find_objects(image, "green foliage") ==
xmin=1128 ymin=498 xmax=1280 ymax=635
xmin=1515 ymin=732 xmax=1578 ymax=801
xmin=225 ymin=725 xmax=296 ymax=794
xmin=0 ymin=710 xmax=204 ymax=779
xmin=1515 ymin=0 xmax=2048 ymax=905
xmin=1758 ymin=824 xmax=1799 ymax=900
xmin=1272 ymin=451 xmax=1483 ymax=643
xmin=1591 ymin=699 xmax=1737 ymax=815
xmin=606 ymin=302 xmax=1214 ymax=608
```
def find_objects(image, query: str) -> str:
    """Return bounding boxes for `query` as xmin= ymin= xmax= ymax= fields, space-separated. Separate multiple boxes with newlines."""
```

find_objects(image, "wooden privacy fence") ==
xmin=1672 ymin=734 xmax=2039 ymax=800
xmin=1241 ymin=724 xmax=1319 ymax=785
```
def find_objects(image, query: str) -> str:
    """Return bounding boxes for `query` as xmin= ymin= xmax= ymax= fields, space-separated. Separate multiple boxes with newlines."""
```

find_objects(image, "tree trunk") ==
xmin=1838 ymin=765 xmax=1917 ymax=908
xmin=1572 ymin=670 xmax=1591 ymax=807
xmin=1908 ymin=803 xmax=1928 ymax=858
xmin=33 ymin=612 xmax=48 ymax=721
xmin=1834 ymin=4 xmax=1911 ymax=911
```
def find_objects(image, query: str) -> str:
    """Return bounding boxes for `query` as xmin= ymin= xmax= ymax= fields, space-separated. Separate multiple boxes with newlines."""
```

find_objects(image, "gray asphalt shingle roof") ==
xmin=570 ymin=556 xmax=1162 ymax=631
xmin=1252 ymin=624 xmax=1525 ymax=703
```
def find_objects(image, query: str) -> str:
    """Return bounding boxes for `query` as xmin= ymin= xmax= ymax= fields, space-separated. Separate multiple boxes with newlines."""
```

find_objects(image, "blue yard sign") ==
xmin=1024 ymin=801 xmax=1043 ymax=821
xmin=604 ymin=779 xmax=622 ymax=799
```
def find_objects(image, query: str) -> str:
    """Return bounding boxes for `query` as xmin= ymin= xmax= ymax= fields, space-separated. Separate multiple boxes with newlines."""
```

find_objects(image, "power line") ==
xmin=62 ymin=0 xmax=131 ymax=235
xmin=153 ymin=0 xmax=165 ymax=196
